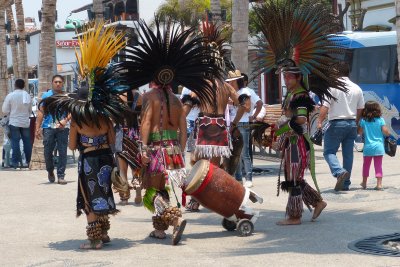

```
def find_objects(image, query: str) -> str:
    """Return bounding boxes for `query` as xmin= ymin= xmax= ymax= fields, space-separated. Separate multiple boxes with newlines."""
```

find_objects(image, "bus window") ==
xmin=351 ymin=46 xmax=391 ymax=84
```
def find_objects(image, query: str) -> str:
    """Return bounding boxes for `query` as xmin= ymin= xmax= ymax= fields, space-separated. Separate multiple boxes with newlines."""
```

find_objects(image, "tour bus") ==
xmin=337 ymin=31 xmax=400 ymax=141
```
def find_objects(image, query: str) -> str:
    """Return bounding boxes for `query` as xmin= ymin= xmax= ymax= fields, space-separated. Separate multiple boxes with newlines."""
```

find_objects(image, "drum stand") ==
xmin=221 ymin=188 xmax=263 ymax=236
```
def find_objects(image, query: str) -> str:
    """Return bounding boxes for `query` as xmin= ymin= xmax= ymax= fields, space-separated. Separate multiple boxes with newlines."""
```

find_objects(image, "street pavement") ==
xmin=0 ymin=146 xmax=399 ymax=267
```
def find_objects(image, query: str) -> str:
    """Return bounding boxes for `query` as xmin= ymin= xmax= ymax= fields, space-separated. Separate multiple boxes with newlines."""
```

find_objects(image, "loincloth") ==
xmin=144 ymin=130 xmax=186 ymax=188
xmin=194 ymin=114 xmax=231 ymax=158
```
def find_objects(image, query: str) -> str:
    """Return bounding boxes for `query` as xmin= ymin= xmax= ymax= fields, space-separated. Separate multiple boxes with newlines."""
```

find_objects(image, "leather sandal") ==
xmin=172 ymin=219 xmax=187 ymax=245
xmin=149 ymin=230 xmax=166 ymax=239
xmin=80 ymin=240 xmax=103 ymax=249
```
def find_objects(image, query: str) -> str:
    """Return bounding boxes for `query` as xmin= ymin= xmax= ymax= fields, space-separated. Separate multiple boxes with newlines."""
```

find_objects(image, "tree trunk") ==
xmin=397 ymin=0 xmax=400 ymax=79
xmin=93 ymin=0 xmax=103 ymax=21
xmin=38 ymin=0 xmax=57 ymax=95
xmin=210 ymin=0 xmax=221 ymax=26
xmin=6 ymin=4 xmax=19 ymax=78
xmin=15 ymin=0 xmax=28 ymax=85
xmin=0 ymin=3 xmax=8 ymax=111
xmin=231 ymin=0 xmax=249 ymax=74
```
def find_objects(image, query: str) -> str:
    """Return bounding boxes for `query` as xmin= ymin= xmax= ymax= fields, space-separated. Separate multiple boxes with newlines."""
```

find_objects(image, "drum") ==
xmin=185 ymin=159 xmax=250 ymax=219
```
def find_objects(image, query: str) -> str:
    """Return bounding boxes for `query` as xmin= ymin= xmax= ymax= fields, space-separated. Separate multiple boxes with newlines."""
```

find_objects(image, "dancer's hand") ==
xmin=35 ymin=128 xmax=42 ymax=139
xmin=141 ymin=152 xmax=150 ymax=165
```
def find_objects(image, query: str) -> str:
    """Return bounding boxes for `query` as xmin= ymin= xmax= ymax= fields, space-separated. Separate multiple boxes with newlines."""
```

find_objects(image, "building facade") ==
xmin=339 ymin=0 xmax=396 ymax=31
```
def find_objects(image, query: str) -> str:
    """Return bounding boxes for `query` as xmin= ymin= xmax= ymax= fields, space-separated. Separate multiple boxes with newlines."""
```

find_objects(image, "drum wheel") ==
xmin=237 ymin=219 xmax=254 ymax=236
xmin=222 ymin=218 xmax=237 ymax=231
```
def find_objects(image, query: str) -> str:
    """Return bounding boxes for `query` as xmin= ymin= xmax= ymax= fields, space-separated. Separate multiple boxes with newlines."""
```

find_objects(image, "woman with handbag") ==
xmin=358 ymin=101 xmax=391 ymax=190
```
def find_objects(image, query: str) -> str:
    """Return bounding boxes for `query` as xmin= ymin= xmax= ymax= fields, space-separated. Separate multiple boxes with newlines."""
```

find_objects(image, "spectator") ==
xmin=180 ymin=87 xmax=200 ymax=153
xmin=358 ymin=101 xmax=390 ymax=190
xmin=317 ymin=63 xmax=365 ymax=191
xmin=35 ymin=75 xmax=70 ymax=184
xmin=228 ymin=71 xmax=263 ymax=188
xmin=2 ymin=79 xmax=32 ymax=168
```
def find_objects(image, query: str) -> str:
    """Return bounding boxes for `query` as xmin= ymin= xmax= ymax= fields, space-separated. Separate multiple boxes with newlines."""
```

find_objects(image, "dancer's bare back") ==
xmin=201 ymin=80 xmax=239 ymax=114
xmin=140 ymin=88 xmax=187 ymax=148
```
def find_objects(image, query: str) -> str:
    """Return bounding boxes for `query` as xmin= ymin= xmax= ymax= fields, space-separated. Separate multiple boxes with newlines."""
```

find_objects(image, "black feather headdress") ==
xmin=253 ymin=0 xmax=348 ymax=102
xmin=122 ymin=17 xmax=223 ymax=106
xmin=41 ymin=22 xmax=132 ymax=128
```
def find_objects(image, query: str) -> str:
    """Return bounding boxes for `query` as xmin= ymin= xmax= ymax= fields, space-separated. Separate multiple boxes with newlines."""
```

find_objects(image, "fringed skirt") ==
xmin=194 ymin=114 xmax=231 ymax=159
xmin=77 ymin=148 xmax=118 ymax=216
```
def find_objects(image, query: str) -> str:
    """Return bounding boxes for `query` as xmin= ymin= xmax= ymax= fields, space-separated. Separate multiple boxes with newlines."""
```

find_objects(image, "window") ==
xmin=350 ymin=46 xmax=393 ymax=84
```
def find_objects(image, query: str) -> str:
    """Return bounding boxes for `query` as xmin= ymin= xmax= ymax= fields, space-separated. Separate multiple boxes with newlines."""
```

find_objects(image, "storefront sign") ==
xmin=56 ymin=40 xmax=80 ymax=48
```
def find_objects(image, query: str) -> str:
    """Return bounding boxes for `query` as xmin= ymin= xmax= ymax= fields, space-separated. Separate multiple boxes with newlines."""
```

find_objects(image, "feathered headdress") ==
xmin=254 ymin=0 xmax=347 ymax=102
xmin=200 ymin=20 xmax=233 ymax=72
xmin=122 ymin=17 xmax=223 ymax=105
xmin=41 ymin=21 xmax=132 ymax=128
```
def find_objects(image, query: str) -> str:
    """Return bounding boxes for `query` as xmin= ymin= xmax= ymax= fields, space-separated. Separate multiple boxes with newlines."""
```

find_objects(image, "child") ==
xmin=358 ymin=101 xmax=390 ymax=190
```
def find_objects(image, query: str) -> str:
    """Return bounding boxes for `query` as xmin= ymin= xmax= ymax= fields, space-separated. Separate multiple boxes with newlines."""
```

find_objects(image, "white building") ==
xmin=6 ymin=28 xmax=78 ymax=93
xmin=338 ymin=0 xmax=396 ymax=31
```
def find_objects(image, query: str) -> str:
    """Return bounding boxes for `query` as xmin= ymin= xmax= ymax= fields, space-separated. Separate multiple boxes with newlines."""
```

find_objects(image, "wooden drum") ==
xmin=184 ymin=160 xmax=248 ymax=219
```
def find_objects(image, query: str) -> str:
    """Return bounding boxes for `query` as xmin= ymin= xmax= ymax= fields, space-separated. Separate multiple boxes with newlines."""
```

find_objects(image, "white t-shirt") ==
xmin=252 ymin=105 xmax=266 ymax=121
xmin=1 ymin=89 xmax=32 ymax=128
xmin=323 ymin=77 xmax=365 ymax=121
xmin=180 ymin=87 xmax=200 ymax=121
xmin=230 ymin=87 xmax=261 ymax=122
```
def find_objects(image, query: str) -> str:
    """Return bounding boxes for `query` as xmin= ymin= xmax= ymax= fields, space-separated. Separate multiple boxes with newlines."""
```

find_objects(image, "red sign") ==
xmin=56 ymin=40 xmax=80 ymax=48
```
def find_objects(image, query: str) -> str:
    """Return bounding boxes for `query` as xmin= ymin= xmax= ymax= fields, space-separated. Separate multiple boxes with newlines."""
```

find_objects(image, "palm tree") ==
xmin=0 ymin=3 xmax=8 ymax=108
xmin=38 ymin=0 xmax=57 ymax=94
xmin=15 ymin=0 xmax=28 ymax=84
xmin=397 ymin=0 xmax=400 ymax=77
xmin=93 ymin=0 xmax=103 ymax=21
xmin=155 ymin=0 xmax=210 ymax=28
xmin=231 ymin=0 xmax=249 ymax=74
xmin=6 ymin=3 xmax=19 ymax=78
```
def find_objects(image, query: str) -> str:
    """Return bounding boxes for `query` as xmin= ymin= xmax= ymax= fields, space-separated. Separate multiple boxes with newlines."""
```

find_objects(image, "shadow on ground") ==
xmin=47 ymin=238 xmax=137 ymax=252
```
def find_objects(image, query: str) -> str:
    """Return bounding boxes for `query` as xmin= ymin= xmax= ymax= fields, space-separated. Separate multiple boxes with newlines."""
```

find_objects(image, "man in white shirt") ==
xmin=180 ymin=87 xmax=200 ymax=153
xmin=317 ymin=63 xmax=365 ymax=191
xmin=2 ymin=79 xmax=32 ymax=168
xmin=228 ymin=71 xmax=263 ymax=188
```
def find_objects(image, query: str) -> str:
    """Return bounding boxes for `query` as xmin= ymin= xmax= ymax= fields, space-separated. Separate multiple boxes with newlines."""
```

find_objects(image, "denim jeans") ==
xmin=323 ymin=119 xmax=357 ymax=189
xmin=186 ymin=120 xmax=195 ymax=152
xmin=43 ymin=128 xmax=69 ymax=178
xmin=9 ymin=125 xmax=32 ymax=167
xmin=235 ymin=122 xmax=252 ymax=181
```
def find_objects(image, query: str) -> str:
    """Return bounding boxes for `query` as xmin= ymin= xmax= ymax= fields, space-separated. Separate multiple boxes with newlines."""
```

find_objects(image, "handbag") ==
xmin=384 ymin=137 xmax=397 ymax=157
xmin=310 ymin=129 xmax=323 ymax=146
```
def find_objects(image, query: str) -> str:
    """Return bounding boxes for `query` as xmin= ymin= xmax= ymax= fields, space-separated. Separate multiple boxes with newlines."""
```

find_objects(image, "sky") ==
xmin=21 ymin=0 xmax=165 ymax=27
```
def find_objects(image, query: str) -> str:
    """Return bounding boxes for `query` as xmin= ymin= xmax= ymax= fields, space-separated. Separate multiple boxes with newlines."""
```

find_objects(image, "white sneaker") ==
xmin=244 ymin=181 xmax=253 ymax=188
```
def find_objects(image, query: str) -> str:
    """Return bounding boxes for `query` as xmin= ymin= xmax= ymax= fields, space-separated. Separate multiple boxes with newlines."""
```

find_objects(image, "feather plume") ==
xmin=200 ymin=20 xmax=233 ymax=72
xmin=41 ymin=21 xmax=132 ymax=128
xmin=253 ymin=0 xmax=347 ymax=102
xmin=121 ymin=17 xmax=223 ymax=106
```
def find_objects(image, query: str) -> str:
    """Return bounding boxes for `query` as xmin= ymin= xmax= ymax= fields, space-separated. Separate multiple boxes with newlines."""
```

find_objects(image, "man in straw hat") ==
xmin=227 ymin=70 xmax=263 ymax=188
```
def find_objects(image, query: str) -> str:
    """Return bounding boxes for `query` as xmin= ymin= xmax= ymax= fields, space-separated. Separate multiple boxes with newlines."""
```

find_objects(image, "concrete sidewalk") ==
xmin=0 ymin=147 xmax=399 ymax=266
